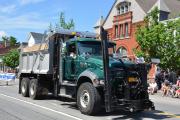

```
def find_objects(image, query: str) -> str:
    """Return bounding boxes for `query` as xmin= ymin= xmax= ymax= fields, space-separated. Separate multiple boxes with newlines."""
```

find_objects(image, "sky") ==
xmin=0 ymin=0 xmax=114 ymax=42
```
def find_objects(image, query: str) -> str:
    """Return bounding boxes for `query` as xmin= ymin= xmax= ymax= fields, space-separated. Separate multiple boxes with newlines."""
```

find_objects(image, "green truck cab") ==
xmin=63 ymin=38 xmax=111 ymax=82
xmin=19 ymin=30 xmax=154 ymax=115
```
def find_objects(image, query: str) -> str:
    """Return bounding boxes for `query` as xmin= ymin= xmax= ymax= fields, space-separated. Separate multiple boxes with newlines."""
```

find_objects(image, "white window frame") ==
xmin=117 ymin=2 xmax=130 ymax=15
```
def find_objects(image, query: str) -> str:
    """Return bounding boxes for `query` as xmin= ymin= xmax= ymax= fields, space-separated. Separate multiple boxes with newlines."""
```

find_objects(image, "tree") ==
xmin=3 ymin=49 xmax=19 ymax=69
xmin=1 ymin=36 xmax=17 ymax=47
xmin=59 ymin=12 xmax=66 ymax=29
xmin=9 ymin=36 xmax=17 ymax=46
xmin=136 ymin=7 xmax=180 ymax=72
xmin=59 ymin=12 xmax=75 ymax=30
xmin=2 ymin=36 xmax=8 ymax=46
xmin=48 ymin=12 xmax=75 ymax=31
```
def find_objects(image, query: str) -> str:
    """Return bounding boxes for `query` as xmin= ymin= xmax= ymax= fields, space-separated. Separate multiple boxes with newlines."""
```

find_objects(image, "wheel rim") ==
xmin=30 ymin=82 xmax=35 ymax=96
xmin=21 ymin=82 xmax=26 ymax=94
xmin=80 ymin=90 xmax=90 ymax=108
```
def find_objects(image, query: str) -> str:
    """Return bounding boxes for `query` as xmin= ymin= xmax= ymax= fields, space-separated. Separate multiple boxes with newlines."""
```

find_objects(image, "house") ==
xmin=95 ymin=0 xmax=180 ymax=59
xmin=27 ymin=32 xmax=44 ymax=47
xmin=0 ymin=41 xmax=4 ymax=49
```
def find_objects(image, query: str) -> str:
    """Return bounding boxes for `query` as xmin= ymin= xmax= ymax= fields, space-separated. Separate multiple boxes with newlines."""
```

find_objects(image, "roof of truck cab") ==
xmin=66 ymin=38 xmax=116 ymax=45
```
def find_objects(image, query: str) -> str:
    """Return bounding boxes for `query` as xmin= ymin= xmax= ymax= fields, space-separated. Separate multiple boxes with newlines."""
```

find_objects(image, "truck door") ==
xmin=64 ymin=43 xmax=78 ymax=80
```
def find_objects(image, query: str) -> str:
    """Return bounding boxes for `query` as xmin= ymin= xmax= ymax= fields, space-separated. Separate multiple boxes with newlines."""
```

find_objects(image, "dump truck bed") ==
xmin=19 ymin=43 xmax=53 ymax=74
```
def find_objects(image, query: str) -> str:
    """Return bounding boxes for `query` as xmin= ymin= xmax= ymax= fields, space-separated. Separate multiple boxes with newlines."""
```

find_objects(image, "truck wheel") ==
xmin=21 ymin=78 xmax=29 ymax=97
xmin=29 ymin=79 xmax=40 ymax=99
xmin=77 ymin=82 xmax=101 ymax=115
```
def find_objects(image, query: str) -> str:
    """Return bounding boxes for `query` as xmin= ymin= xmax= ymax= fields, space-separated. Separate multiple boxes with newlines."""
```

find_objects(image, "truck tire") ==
xmin=77 ymin=82 xmax=101 ymax=115
xmin=21 ymin=78 xmax=30 ymax=97
xmin=29 ymin=79 xmax=40 ymax=99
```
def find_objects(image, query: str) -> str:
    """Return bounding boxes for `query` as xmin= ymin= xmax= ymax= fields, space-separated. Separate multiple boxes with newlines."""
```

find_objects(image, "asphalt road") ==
xmin=0 ymin=80 xmax=179 ymax=120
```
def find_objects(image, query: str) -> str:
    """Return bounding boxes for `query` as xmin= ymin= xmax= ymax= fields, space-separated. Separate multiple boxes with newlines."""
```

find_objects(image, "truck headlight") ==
xmin=99 ymin=80 xmax=104 ymax=85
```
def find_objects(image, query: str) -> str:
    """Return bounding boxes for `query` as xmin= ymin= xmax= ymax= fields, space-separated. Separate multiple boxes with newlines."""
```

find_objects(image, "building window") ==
xmin=117 ymin=7 xmax=120 ymax=15
xmin=121 ymin=6 xmax=124 ymax=14
xmin=125 ymin=23 xmax=129 ymax=37
xmin=120 ymin=24 xmax=124 ymax=38
xmin=115 ymin=25 xmax=119 ymax=38
xmin=118 ymin=47 xmax=127 ymax=58
xmin=125 ymin=5 xmax=129 ymax=12
xmin=117 ymin=2 xmax=131 ymax=15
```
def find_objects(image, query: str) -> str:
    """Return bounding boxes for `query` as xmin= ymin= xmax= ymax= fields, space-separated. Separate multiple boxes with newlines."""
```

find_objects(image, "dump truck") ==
xmin=19 ymin=28 xmax=155 ymax=115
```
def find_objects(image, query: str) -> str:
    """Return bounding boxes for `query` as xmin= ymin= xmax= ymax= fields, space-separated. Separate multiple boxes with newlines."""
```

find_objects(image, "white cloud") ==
xmin=19 ymin=0 xmax=46 ymax=5
xmin=0 ymin=13 xmax=48 ymax=30
xmin=0 ymin=31 xmax=6 ymax=37
xmin=0 ymin=5 xmax=16 ymax=13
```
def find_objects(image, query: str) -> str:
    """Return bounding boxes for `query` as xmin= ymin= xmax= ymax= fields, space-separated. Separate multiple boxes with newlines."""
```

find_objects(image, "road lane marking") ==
xmin=0 ymin=93 xmax=83 ymax=120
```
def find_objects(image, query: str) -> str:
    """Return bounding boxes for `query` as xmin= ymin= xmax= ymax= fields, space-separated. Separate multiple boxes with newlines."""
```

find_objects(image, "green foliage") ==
xmin=1 ymin=36 xmax=17 ymax=47
xmin=48 ymin=12 xmax=75 ymax=31
xmin=133 ymin=49 xmax=146 ymax=58
xmin=2 ymin=49 xmax=19 ymax=69
xmin=136 ymin=7 xmax=180 ymax=72
xmin=9 ymin=36 xmax=17 ymax=46
xmin=60 ymin=12 xmax=66 ymax=29
xmin=59 ymin=12 xmax=75 ymax=30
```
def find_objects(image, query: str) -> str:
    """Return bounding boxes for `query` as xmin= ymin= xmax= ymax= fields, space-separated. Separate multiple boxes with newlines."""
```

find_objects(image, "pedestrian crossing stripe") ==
xmin=157 ymin=112 xmax=180 ymax=119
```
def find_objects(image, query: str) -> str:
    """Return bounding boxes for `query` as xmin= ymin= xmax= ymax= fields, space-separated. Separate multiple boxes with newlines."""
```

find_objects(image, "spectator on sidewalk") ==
xmin=155 ymin=70 xmax=165 ymax=90
xmin=161 ymin=80 xmax=170 ymax=96
xmin=148 ymin=80 xmax=158 ymax=94
xmin=174 ymin=78 xmax=180 ymax=98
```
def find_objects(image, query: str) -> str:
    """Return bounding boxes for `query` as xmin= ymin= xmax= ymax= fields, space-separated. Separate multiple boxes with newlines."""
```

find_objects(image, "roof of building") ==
xmin=136 ymin=0 xmax=180 ymax=18
xmin=30 ymin=32 xmax=44 ymax=43
xmin=159 ymin=0 xmax=170 ymax=12
xmin=163 ymin=0 xmax=180 ymax=18
xmin=135 ymin=0 xmax=157 ymax=13
xmin=0 ymin=46 xmax=19 ymax=55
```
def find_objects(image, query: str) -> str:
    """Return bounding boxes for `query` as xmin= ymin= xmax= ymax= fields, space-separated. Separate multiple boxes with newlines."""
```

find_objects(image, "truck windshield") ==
xmin=78 ymin=42 xmax=115 ymax=56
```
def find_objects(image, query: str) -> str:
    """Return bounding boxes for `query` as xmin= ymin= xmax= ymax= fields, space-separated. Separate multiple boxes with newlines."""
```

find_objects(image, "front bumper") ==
xmin=112 ymin=99 xmax=155 ymax=112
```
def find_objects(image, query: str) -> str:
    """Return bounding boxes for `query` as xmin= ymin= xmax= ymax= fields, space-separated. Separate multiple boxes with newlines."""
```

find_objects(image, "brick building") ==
xmin=95 ymin=0 xmax=180 ymax=59
xmin=94 ymin=0 xmax=180 ymax=79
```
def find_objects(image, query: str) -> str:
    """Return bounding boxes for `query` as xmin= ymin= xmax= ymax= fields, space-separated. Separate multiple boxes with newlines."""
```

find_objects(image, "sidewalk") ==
xmin=149 ymin=90 xmax=180 ymax=99
xmin=0 ymin=78 xmax=18 ymax=86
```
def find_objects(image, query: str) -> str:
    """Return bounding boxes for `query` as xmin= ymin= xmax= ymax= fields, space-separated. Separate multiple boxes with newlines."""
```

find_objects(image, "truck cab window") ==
xmin=78 ymin=42 xmax=102 ymax=57
xmin=68 ymin=43 xmax=77 ymax=59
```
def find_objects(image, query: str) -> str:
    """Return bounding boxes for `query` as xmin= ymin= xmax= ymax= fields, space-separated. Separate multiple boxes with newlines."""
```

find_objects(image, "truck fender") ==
xmin=77 ymin=70 xmax=99 ymax=87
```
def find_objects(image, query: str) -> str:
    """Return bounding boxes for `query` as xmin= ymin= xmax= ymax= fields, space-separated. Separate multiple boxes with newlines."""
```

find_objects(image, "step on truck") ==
xmin=19 ymin=28 xmax=155 ymax=115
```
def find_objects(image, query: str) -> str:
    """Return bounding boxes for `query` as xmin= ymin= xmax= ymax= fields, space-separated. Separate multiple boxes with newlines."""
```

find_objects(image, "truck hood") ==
xmin=86 ymin=56 xmax=134 ymax=68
